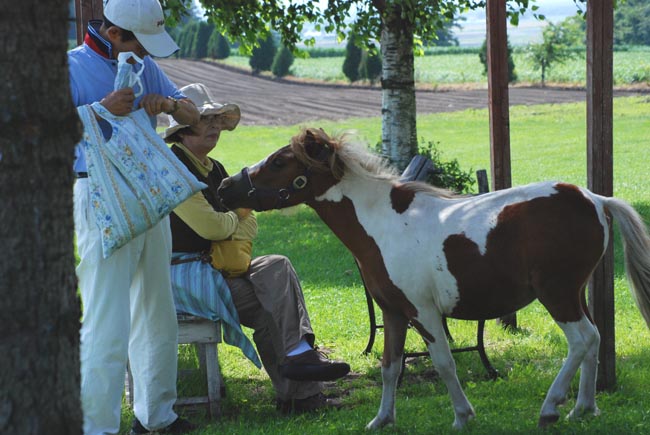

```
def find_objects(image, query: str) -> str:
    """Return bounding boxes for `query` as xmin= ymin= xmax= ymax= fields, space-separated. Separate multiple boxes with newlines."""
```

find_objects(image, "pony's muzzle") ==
xmin=218 ymin=170 xmax=257 ymax=210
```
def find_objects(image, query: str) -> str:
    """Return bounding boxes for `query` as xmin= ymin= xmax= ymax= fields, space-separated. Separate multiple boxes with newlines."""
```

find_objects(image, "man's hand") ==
xmin=139 ymin=93 xmax=176 ymax=117
xmin=234 ymin=208 xmax=252 ymax=220
xmin=100 ymin=88 xmax=135 ymax=116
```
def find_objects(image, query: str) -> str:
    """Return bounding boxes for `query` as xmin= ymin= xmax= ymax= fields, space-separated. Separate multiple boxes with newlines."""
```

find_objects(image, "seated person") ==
xmin=164 ymin=83 xmax=350 ymax=414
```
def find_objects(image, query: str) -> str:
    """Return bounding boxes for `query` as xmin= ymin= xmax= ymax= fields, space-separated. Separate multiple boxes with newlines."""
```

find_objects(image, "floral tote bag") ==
xmin=77 ymin=102 xmax=206 ymax=258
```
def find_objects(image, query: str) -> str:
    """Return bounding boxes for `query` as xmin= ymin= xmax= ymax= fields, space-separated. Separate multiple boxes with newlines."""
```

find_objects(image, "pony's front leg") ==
xmin=417 ymin=312 xmax=475 ymax=429
xmin=366 ymin=310 xmax=409 ymax=430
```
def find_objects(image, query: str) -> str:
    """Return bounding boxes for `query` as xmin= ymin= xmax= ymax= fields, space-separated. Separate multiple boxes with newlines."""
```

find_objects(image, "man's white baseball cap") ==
xmin=104 ymin=0 xmax=179 ymax=58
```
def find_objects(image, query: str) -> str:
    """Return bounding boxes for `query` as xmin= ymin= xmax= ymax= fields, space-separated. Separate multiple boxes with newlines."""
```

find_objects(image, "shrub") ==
xmin=342 ymin=37 xmax=362 ymax=83
xmin=271 ymin=45 xmax=294 ymax=77
xmin=191 ymin=22 xmax=214 ymax=59
xmin=479 ymin=37 xmax=518 ymax=83
xmin=358 ymin=50 xmax=382 ymax=84
xmin=418 ymin=140 xmax=475 ymax=194
xmin=177 ymin=22 xmax=198 ymax=58
xmin=207 ymin=32 xmax=230 ymax=59
xmin=249 ymin=33 xmax=277 ymax=74
xmin=372 ymin=139 xmax=475 ymax=194
xmin=304 ymin=47 xmax=345 ymax=58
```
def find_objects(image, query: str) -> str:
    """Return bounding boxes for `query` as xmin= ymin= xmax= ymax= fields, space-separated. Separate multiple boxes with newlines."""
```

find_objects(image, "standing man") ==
xmin=68 ymin=0 xmax=200 ymax=434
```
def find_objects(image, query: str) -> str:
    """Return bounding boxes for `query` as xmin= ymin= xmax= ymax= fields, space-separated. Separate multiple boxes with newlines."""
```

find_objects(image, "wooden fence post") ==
xmin=75 ymin=0 xmax=104 ymax=45
xmin=586 ymin=0 xmax=616 ymax=391
xmin=486 ymin=0 xmax=511 ymax=192
xmin=486 ymin=0 xmax=516 ymax=330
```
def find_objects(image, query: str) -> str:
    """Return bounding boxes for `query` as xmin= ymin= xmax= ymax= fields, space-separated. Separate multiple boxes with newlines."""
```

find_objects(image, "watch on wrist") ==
xmin=165 ymin=97 xmax=179 ymax=115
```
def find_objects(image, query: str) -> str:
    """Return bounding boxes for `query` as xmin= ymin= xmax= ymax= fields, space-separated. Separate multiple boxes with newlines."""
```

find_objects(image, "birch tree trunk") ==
xmin=0 ymin=0 xmax=82 ymax=433
xmin=379 ymin=3 xmax=418 ymax=171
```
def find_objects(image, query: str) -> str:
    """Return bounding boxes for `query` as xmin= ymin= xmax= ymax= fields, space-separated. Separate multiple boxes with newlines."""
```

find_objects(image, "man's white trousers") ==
xmin=74 ymin=179 xmax=179 ymax=435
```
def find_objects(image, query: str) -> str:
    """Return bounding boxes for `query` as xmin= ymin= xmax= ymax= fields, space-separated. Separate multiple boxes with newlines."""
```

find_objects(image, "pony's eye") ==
xmin=271 ymin=158 xmax=285 ymax=168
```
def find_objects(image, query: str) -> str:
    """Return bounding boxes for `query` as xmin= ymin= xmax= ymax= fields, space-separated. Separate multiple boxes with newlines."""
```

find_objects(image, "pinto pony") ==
xmin=218 ymin=128 xmax=650 ymax=430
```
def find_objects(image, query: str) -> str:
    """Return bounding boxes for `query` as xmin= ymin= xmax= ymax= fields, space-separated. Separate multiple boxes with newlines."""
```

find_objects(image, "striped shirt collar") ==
xmin=84 ymin=20 xmax=113 ymax=59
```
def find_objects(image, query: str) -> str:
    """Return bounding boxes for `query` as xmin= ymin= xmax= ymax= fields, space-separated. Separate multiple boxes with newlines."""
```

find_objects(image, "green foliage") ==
xmin=358 ymin=50 xmax=382 ymax=84
xmin=342 ymin=36 xmax=362 ymax=83
xmin=271 ymin=45 xmax=294 ymax=78
xmin=422 ymin=46 xmax=481 ymax=56
xmin=303 ymin=47 xmax=345 ymax=58
xmin=614 ymin=0 xmax=650 ymax=46
xmin=162 ymin=1 xmax=543 ymax=54
xmin=526 ymin=17 xmax=583 ymax=86
xmin=417 ymin=140 xmax=475 ymax=194
xmin=176 ymin=21 xmax=198 ymax=58
xmin=191 ymin=21 xmax=214 ymax=59
xmin=207 ymin=31 xmax=230 ymax=60
xmin=423 ymin=14 xmax=462 ymax=47
xmin=249 ymin=33 xmax=276 ymax=74
xmin=479 ymin=37 xmax=518 ymax=83
xmin=219 ymin=48 xmax=650 ymax=87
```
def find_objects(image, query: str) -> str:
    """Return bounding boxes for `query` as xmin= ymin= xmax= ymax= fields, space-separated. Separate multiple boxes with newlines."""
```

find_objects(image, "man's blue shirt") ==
xmin=68 ymin=28 xmax=185 ymax=173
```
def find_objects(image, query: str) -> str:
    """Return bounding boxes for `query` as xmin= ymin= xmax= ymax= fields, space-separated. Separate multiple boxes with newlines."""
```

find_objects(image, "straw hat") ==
xmin=163 ymin=83 xmax=241 ymax=139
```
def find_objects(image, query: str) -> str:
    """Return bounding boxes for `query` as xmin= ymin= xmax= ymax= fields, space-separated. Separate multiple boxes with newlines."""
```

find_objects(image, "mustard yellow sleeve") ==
xmin=174 ymin=191 xmax=239 ymax=241
xmin=231 ymin=213 xmax=258 ymax=241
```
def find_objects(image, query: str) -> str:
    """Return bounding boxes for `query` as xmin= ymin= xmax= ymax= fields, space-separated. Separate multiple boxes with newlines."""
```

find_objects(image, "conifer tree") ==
xmin=249 ymin=33 xmax=277 ymax=74
xmin=342 ymin=36 xmax=362 ymax=82
xmin=271 ymin=45 xmax=294 ymax=77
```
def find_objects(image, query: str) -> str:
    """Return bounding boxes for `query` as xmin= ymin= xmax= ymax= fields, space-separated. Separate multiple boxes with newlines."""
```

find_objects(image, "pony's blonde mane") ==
xmin=291 ymin=127 xmax=457 ymax=199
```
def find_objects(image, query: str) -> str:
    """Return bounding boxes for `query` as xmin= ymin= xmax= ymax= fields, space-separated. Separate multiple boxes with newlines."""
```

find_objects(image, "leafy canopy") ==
xmin=162 ymin=1 xmax=545 ymax=54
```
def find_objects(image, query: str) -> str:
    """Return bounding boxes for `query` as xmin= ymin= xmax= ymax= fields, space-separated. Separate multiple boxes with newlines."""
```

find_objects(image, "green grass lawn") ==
xmin=220 ymin=47 xmax=650 ymax=87
xmin=121 ymin=96 xmax=650 ymax=434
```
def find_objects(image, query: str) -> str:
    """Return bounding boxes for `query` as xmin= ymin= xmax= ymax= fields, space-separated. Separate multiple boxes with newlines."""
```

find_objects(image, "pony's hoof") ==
xmin=366 ymin=416 xmax=393 ymax=430
xmin=452 ymin=407 xmax=476 ymax=430
xmin=567 ymin=405 xmax=600 ymax=421
xmin=538 ymin=413 xmax=560 ymax=428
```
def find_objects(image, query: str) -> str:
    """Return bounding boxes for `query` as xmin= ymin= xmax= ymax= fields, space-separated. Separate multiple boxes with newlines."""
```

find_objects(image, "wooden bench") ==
xmin=126 ymin=314 xmax=223 ymax=419
xmin=359 ymin=156 xmax=498 ymax=380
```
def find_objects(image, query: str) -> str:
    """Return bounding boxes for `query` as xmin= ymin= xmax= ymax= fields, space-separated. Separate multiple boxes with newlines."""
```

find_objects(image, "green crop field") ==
xmin=219 ymin=46 xmax=650 ymax=87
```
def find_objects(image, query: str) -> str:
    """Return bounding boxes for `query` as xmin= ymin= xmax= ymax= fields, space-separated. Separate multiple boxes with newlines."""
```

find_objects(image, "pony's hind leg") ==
xmin=366 ymin=310 xmax=409 ymax=430
xmin=568 ymin=316 xmax=600 ymax=420
xmin=539 ymin=315 xmax=600 ymax=427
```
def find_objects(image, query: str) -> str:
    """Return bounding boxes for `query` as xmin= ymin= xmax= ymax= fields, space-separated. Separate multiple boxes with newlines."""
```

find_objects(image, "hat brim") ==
xmin=200 ymin=104 xmax=241 ymax=131
xmin=134 ymin=30 xmax=179 ymax=58
xmin=163 ymin=103 xmax=241 ymax=139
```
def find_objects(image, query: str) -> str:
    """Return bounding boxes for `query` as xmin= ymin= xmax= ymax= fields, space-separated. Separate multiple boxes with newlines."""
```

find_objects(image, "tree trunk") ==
xmin=379 ymin=4 xmax=418 ymax=172
xmin=0 ymin=1 xmax=83 ymax=434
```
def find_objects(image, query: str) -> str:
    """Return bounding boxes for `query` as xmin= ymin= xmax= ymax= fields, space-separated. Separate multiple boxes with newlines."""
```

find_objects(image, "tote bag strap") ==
xmin=76 ymin=104 xmax=105 ymax=150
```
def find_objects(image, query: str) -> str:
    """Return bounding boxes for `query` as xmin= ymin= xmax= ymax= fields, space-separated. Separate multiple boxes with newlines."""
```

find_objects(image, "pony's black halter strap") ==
xmin=241 ymin=165 xmax=311 ymax=209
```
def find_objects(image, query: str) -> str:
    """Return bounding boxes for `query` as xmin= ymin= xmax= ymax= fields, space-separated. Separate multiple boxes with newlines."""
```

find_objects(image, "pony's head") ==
xmin=219 ymin=127 xmax=349 ymax=211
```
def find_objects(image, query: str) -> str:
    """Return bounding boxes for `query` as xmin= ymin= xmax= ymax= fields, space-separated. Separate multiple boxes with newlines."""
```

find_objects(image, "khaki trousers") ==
xmin=227 ymin=254 xmax=322 ymax=401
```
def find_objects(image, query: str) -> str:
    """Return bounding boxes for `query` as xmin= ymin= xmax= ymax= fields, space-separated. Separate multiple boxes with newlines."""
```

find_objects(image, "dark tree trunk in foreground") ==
xmin=0 ymin=0 xmax=83 ymax=433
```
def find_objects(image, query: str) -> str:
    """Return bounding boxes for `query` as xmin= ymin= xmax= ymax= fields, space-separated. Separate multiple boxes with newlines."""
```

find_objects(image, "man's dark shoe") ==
xmin=131 ymin=416 xmax=197 ymax=434
xmin=276 ymin=392 xmax=343 ymax=415
xmin=279 ymin=349 xmax=350 ymax=382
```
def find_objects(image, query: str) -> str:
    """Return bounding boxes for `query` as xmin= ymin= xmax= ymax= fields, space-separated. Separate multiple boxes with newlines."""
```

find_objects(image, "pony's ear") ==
xmin=304 ymin=128 xmax=331 ymax=161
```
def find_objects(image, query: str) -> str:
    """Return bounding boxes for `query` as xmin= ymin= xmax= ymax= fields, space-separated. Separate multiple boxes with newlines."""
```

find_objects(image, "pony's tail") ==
xmin=603 ymin=197 xmax=650 ymax=329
